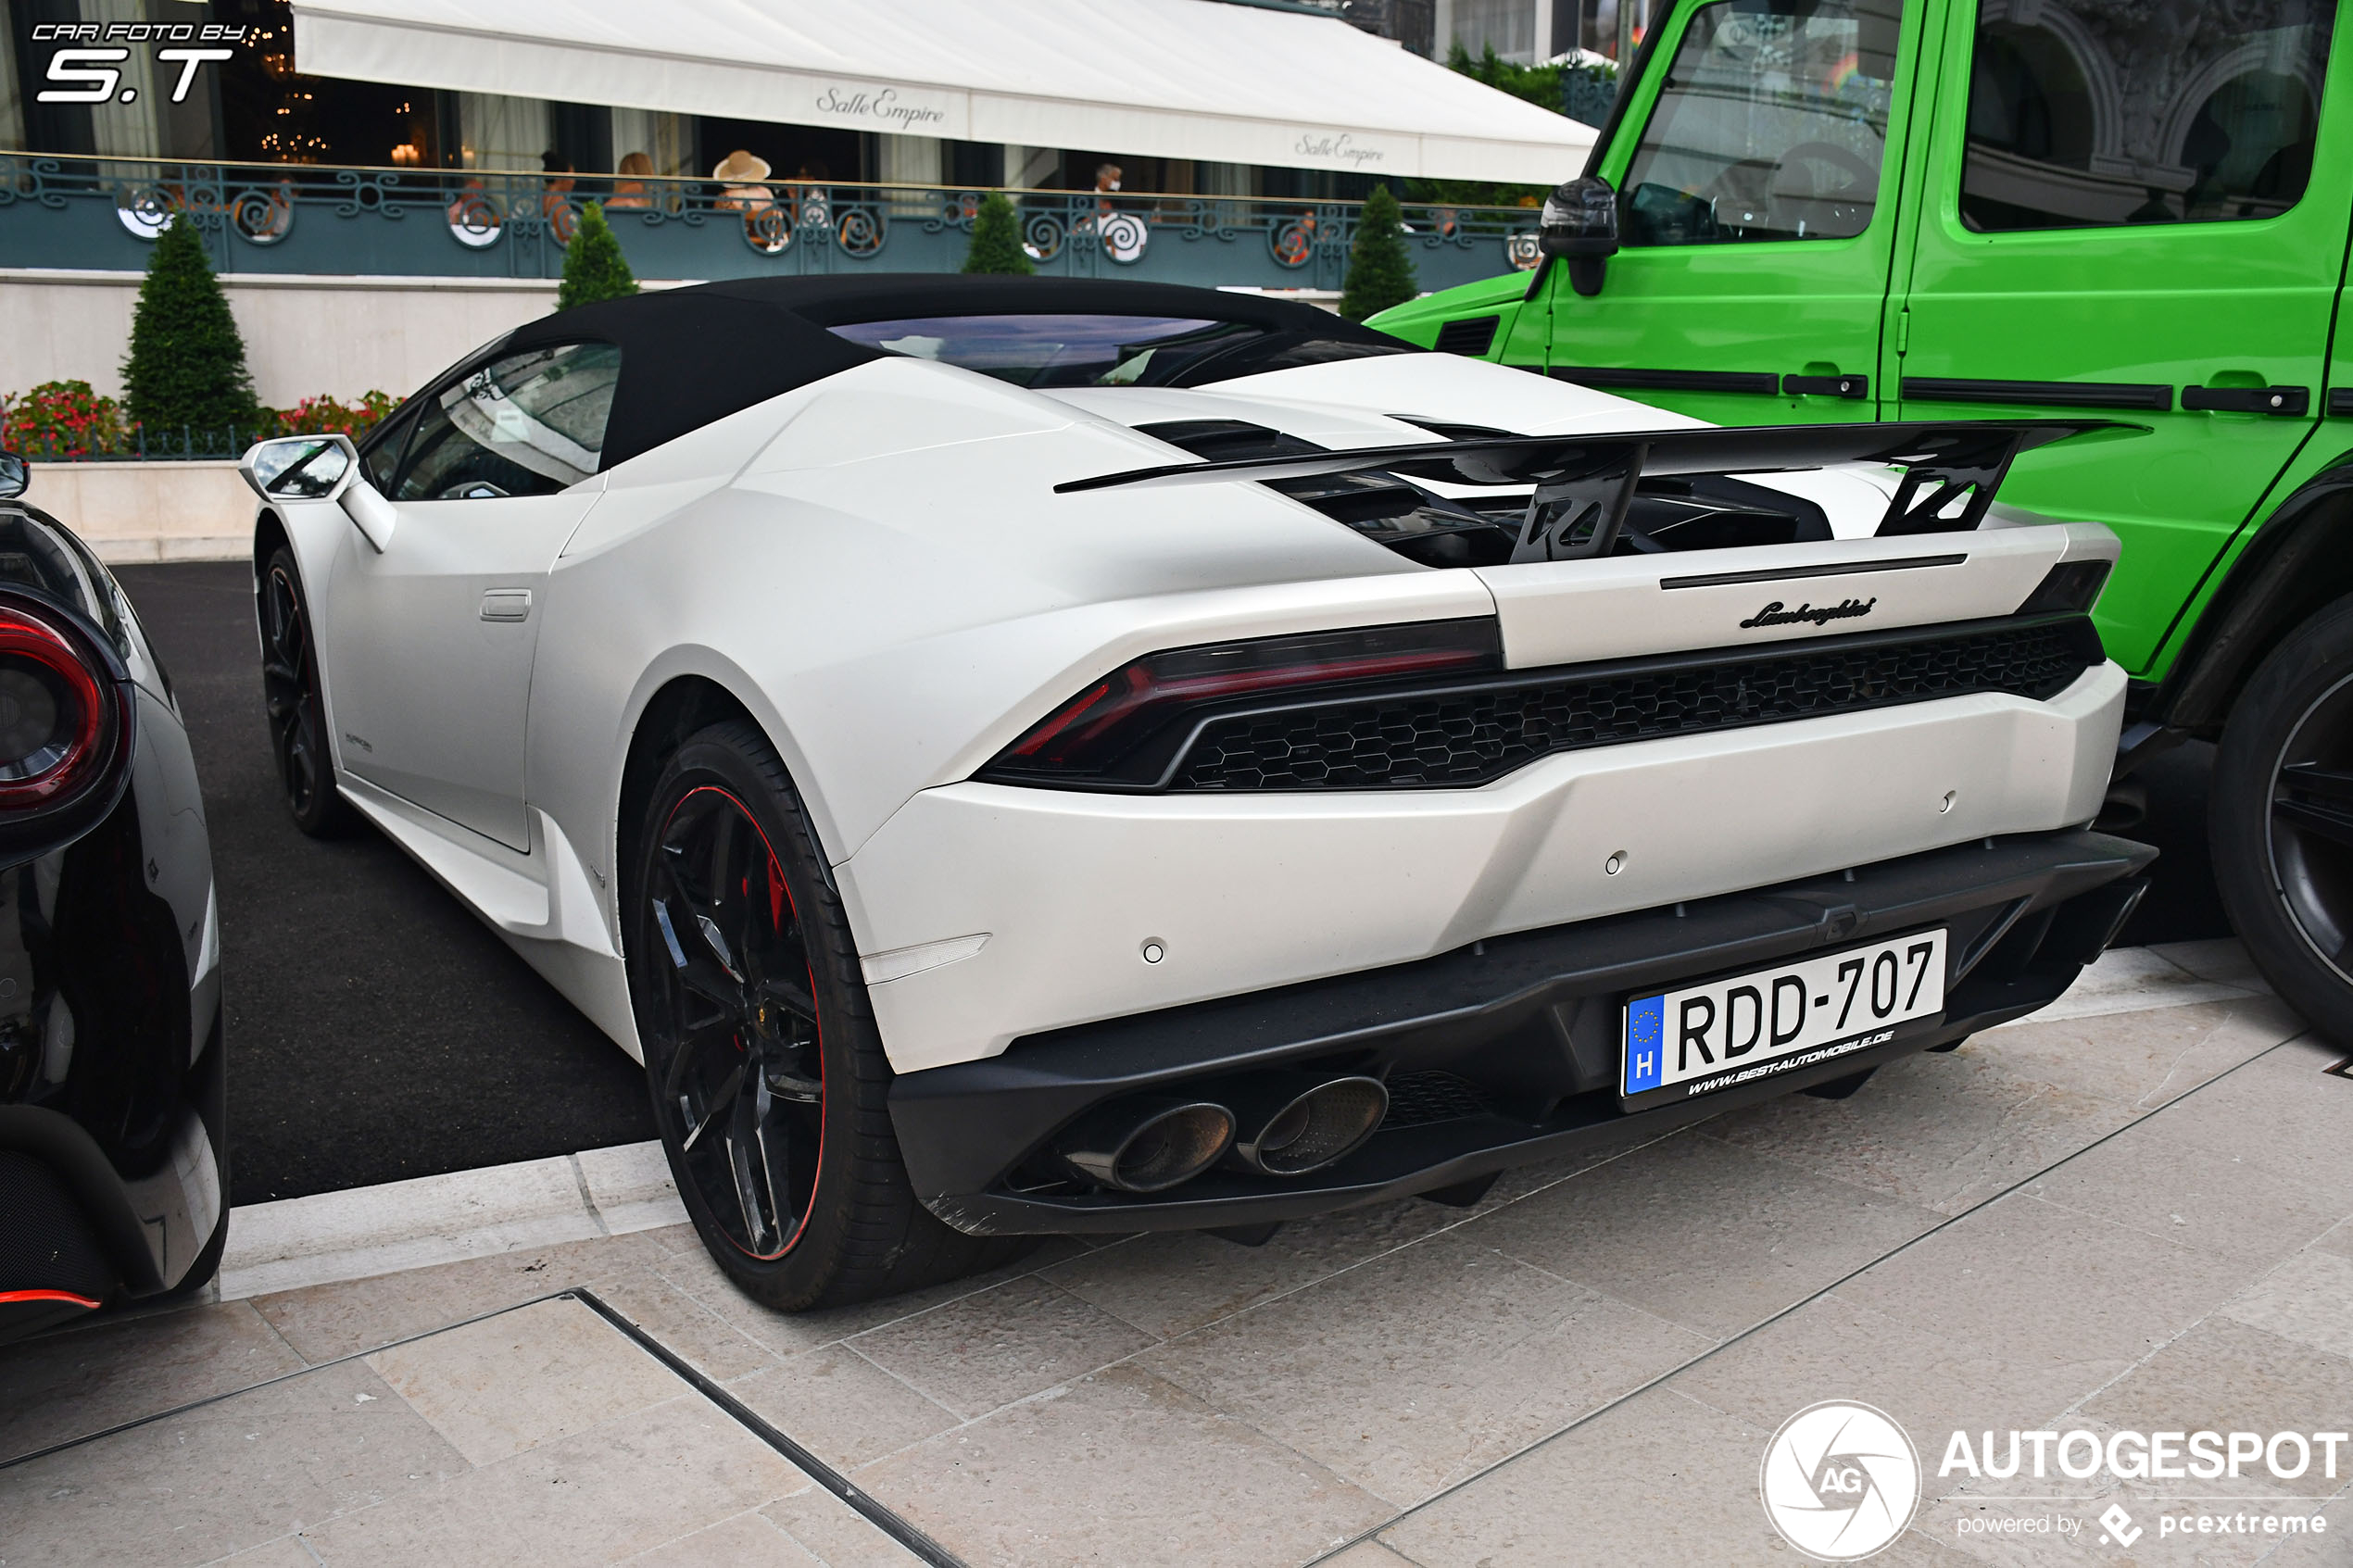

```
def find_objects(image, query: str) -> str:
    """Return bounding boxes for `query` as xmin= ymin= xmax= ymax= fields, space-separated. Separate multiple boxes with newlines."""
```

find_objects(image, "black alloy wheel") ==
xmin=642 ymin=781 xmax=825 ymax=1260
xmin=2214 ymin=596 xmax=2353 ymax=1041
xmin=626 ymin=721 xmax=1023 ymax=1309
xmin=258 ymin=549 xmax=353 ymax=836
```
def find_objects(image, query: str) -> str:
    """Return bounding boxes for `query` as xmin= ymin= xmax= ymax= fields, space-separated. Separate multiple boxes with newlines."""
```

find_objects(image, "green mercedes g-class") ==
xmin=1377 ymin=0 xmax=2353 ymax=1037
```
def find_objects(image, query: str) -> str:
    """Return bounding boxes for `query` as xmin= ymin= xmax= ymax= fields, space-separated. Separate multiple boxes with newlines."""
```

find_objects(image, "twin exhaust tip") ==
xmin=1057 ymin=1098 xmax=1237 ymax=1194
xmin=1227 ymin=1075 xmax=1390 ymax=1175
xmin=1056 ymin=1074 xmax=1390 ymax=1194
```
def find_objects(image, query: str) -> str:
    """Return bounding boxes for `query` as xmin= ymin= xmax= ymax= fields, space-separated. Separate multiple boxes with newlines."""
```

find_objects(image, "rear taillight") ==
xmin=2016 ymin=559 xmax=2112 ymax=616
xmin=0 ymin=598 xmax=130 ymax=834
xmin=983 ymin=619 xmax=1501 ymax=789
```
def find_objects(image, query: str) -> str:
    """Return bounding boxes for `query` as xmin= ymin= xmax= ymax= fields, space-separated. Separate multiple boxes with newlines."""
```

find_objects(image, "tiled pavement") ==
xmin=3 ymin=941 xmax=2350 ymax=1566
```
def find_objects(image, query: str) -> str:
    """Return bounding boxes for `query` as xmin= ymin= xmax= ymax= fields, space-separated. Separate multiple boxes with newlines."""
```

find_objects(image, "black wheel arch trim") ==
xmin=2145 ymin=452 xmax=2353 ymax=737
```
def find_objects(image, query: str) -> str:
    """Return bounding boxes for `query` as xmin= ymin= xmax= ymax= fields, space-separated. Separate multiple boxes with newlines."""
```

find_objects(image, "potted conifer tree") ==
xmin=962 ymin=192 xmax=1035 ymax=275
xmin=559 ymin=203 xmax=640 ymax=309
xmin=1340 ymin=185 xmax=1418 ymax=322
xmin=120 ymin=215 xmax=263 ymax=454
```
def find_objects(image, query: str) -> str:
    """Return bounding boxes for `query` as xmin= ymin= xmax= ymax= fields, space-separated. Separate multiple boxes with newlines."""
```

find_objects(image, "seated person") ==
xmin=445 ymin=175 xmax=498 ymax=230
xmin=541 ymin=152 xmax=580 ymax=242
xmin=711 ymin=149 xmax=775 ymax=214
xmin=607 ymin=151 xmax=655 ymax=210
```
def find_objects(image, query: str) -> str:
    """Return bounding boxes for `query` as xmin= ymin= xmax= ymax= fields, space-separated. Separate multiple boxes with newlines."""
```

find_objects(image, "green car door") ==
xmin=1894 ymin=0 xmax=2350 ymax=675
xmin=1541 ymin=0 xmax=1933 ymax=425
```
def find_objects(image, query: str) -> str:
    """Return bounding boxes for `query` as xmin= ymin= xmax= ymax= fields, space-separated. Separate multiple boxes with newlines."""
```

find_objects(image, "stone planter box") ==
xmin=22 ymin=459 xmax=253 ymax=564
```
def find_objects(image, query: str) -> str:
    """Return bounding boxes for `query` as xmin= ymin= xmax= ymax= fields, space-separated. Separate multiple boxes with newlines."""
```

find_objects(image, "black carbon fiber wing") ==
xmin=1053 ymin=419 xmax=2143 ymax=561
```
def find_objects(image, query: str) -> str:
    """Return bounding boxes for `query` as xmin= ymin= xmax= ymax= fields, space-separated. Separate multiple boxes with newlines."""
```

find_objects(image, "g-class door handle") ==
xmin=2182 ymin=385 xmax=2309 ymax=415
xmin=1782 ymin=373 xmax=1869 ymax=399
xmin=480 ymin=588 xmax=533 ymax=621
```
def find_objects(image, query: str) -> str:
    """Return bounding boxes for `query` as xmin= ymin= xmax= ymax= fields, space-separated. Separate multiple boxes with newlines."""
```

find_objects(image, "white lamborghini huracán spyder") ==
xmin=242 ymin=276 xmax=2149 ymax=1308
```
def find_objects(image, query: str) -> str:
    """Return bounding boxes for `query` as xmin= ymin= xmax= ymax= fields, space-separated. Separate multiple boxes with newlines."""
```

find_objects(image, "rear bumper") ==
xmin=844 ymin=662 xmax=2126 ymax=1074
xmin=890 ymin=828 xmax=2155 ymax=1236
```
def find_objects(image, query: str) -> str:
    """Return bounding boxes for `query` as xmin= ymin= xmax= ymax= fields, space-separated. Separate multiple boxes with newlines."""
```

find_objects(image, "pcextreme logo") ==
xmin=1760 ymin=1401 xmax=1921 ymax=1561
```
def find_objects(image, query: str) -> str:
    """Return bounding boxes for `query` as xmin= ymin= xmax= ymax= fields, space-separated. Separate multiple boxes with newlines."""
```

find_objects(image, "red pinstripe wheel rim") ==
xmin=644 ymin=785 xmax=825 ymax=1261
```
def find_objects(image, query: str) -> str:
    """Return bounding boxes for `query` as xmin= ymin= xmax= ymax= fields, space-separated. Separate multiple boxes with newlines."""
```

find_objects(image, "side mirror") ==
xmin=239 ymin=433 xmax=397 ymax=551
xmin=0 ymin=452 xmax=26 ymax=502
xmin=241 ymin=433 xmax=355 ymax=500
xmin=1539 ymin=176 xmax=1619 ymax=297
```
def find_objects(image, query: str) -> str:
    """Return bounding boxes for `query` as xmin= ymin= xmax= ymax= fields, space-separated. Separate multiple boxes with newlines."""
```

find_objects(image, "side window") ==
xmin=1963 ymin=0 xmax=2334 ymax=231
xmin=1619 ymin=0 xmax=1905 ymax=246
xmin=393 ymin=342 xmax=622 ymax=502
xmin=358 ymin=405 xmax=413 ymax=495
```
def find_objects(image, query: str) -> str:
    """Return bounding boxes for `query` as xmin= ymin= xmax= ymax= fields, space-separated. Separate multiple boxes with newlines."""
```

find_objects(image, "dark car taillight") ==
xmin=0 ymin=596 xmax=132 ymax=848
xmin=982 ymin=619 xmax=1502 ymax=789
xmin=2016 ymin=559 xmax=2112 ymax=616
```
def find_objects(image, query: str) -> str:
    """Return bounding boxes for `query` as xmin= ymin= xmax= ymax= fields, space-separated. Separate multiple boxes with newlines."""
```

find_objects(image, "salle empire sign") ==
xmin=811 ymin=84 xmax=950 ymax=132
xmin=1293 ymin=131 xmax=1392 ymax=167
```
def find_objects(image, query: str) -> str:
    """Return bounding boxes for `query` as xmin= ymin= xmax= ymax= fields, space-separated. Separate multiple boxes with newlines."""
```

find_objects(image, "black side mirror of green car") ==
xmin=1540 ymin=176 xmax=1620 ymax=297
xmin=0 ymin=452 xmax=25 ymax=502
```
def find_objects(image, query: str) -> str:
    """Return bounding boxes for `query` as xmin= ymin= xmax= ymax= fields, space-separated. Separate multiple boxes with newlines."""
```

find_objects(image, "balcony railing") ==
xmin=0 ymin=154 xmax=1545 ymax=292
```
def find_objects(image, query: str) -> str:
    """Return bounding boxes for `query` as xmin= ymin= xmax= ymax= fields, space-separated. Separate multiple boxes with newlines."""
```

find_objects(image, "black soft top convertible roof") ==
xmin=483 ymin=275 xmax=1403 ymax=470
xmin=696 ymin=275 xmax=1401 ymax=336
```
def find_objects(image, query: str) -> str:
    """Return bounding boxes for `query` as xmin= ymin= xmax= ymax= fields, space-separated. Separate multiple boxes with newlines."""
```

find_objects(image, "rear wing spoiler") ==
xmin=1055 ymin=420 xmax=2143 ymax=564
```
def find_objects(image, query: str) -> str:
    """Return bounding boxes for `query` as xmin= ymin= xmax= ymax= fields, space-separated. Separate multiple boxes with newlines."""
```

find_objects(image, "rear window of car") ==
xmin=825 ymin=313 xmax=1411 ymax=388
xmin=1961 ymin=0 xmax=2335 ymax=230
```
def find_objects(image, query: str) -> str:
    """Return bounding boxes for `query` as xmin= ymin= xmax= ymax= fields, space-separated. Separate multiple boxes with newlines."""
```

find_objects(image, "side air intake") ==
xmin=1432 ymin=316 xmax=1500 ymax=357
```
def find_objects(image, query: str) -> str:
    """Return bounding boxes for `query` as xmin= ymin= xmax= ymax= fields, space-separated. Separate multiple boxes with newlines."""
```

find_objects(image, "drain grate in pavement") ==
xmin=2 ymin=1286 xmax=965 ymax=1568
xmin=573 ymin=1288 xmax=966 ymax=1568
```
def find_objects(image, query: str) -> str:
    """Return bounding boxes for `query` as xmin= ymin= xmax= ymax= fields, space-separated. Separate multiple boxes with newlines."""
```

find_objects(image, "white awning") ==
xmin=291 ymin=0 xmax=1593 ymax=182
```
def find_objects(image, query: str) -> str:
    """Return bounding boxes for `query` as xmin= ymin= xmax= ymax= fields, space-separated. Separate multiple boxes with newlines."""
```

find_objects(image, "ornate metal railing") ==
xmin=0 ymin=154 xmax=1545 ymax=291
xmin=4 ymin=420 xmax=318 ymax=462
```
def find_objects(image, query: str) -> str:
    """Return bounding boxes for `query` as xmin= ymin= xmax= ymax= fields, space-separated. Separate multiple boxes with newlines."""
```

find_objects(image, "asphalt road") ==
xmin=115 ymin=563 xmax=653 ymax=1206
xmin=110 ymin=562 xmax=2232 ymax=1203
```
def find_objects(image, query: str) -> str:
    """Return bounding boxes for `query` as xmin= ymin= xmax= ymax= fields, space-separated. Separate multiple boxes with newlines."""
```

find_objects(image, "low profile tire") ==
xmin=2212 ymin=596 xmax=2353 ymax=1043
xmin=625 ymin=721 xmax=1023 ymax=1311
xmin=258 ymin=548 xmax=355 ymax=837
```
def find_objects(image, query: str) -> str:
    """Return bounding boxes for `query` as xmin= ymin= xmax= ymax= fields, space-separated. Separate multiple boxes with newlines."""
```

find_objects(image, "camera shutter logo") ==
xmin=1760 ymin=1401 xmax=1921 ymax=1561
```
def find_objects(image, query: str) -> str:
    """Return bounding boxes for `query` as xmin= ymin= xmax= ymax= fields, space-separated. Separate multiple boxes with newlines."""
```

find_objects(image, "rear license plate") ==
xmin=1620 ymin=929 xmax=1947 ymax=1110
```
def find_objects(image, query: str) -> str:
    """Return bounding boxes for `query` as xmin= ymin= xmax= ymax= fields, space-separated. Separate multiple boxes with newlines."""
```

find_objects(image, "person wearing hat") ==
xmin=711 ymin=148 xmax=775 ymax=215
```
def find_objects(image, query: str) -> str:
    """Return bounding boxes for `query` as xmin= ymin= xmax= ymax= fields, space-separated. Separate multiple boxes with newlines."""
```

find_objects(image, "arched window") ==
xmin=2181 ymin=69 xmax=2321 ymax=219
xmin=1958 ymin=0 xmax=2333 ymax=232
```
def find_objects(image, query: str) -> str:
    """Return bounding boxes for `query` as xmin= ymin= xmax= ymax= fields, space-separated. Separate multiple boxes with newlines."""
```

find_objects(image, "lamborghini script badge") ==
xmin=1741 ymin=596 xmax=1877 ymax=630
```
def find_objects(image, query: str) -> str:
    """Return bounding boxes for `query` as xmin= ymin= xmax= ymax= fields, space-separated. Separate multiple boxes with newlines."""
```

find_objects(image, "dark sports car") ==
xmin=0 ymin=453 xmax=226 ymax=1342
